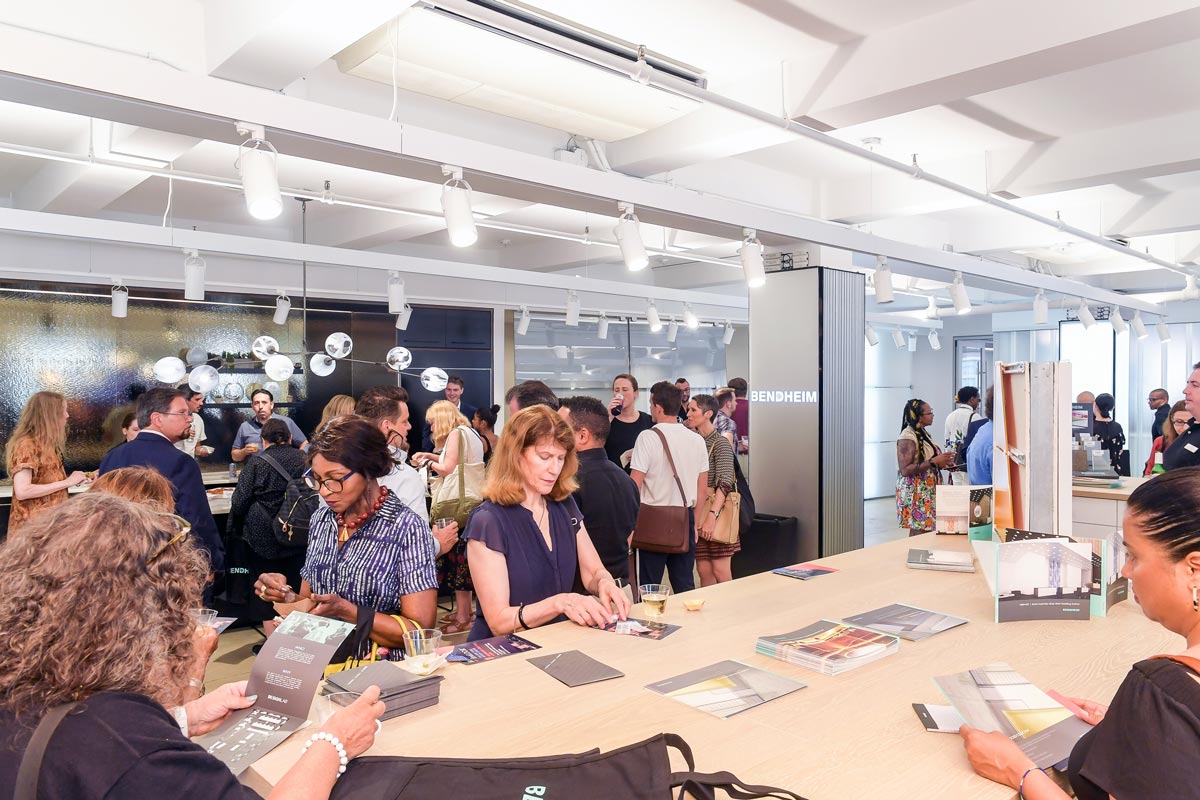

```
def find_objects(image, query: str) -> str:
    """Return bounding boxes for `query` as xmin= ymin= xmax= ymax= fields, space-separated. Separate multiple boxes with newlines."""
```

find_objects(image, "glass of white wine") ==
xmin=639 ymin=584 xmax=672 ymax=618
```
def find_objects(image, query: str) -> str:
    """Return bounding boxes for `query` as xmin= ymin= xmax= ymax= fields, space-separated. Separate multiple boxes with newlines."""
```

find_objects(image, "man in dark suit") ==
xmin=421 ymin=374 xmax=477 ymax=452
xmin=99 ymin=387 xmax=224 ymax=574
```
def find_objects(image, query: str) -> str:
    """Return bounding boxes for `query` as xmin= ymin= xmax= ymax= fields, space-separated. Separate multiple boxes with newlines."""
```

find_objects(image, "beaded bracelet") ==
xmin=1018 ymin=766 xmax=1046 ymax=799
xmin=302 ymin=732 xmax=349 ymax=776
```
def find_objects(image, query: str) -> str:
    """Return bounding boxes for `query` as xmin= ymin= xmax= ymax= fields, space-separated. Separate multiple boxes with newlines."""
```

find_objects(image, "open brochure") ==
xmin=195 ymin=612 xmax=355 ymax=775
xmin=646 ymin=660 xmax=805 ymax=719
xmin=843 ymin=604 xmax=968 ymax=642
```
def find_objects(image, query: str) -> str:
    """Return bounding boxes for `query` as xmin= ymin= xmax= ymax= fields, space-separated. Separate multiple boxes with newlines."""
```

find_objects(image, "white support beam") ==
xmin=205 ymin=0 xmax=409 ymax=90
xmin=1104 ymin=188 xmax=1200 ymax=239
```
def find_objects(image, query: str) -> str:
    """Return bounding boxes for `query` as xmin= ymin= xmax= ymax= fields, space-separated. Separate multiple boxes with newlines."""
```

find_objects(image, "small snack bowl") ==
xmin=682 ymin=598 xmax=706 ymax=612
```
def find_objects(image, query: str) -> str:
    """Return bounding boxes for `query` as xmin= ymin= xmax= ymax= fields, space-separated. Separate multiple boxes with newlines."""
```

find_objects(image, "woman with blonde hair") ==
xmin=4 ymin=391 xmax=89 ymax=531
xmin=0 ymin=493 xmax=385 ymax=798
xmin=412 ymin=400 xmax=485 ymax=634
xmin=465 ymin=405 xmax=630 ymax=641
xmin=314 ymin=394 xmax=356 ymax=436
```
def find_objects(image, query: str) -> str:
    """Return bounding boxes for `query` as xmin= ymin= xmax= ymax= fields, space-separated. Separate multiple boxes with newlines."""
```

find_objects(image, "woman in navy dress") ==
xmin=465 ymin=405 xmax=631 ymax=640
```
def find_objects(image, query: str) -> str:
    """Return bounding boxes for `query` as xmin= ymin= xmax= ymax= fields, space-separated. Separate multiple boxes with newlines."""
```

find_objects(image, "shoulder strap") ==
xmin=653 ymin=428 xmax=689 ymax=507
xmin=255 ymin=450 xmax=293 ymax=484
xmin=15 ymin=701 xmax=80 ymax=800
xmin=1155 ymin=654 xmax=1200 ymax=675
xmin=455 ymin=428 xmax=468 ymax=496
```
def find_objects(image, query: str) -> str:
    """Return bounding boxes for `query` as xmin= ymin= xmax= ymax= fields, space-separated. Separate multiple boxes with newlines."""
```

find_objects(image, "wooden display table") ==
xmin=244 ymin=533 xmax=1178 ymax=799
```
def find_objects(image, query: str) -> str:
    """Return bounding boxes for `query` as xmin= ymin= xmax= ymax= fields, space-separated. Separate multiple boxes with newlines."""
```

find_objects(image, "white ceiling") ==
xmin=0 ymin=0 xmax=1199 ymax=314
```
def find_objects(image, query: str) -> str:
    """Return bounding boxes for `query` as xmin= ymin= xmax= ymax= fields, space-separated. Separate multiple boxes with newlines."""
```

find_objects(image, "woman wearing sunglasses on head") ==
xmin=256 ymin=417 xmax=439 ymax=655
xmin=0 ymin=493 xmax=385 ymax=799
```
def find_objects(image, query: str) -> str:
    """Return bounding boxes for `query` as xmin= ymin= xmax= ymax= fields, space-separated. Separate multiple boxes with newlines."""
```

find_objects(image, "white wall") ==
xmin=865 ymin=341 xmax=912 ymax=498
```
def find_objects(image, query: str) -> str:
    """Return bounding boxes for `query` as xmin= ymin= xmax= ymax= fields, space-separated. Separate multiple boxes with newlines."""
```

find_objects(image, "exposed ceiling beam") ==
xmin=1104 ymin=188 xmax=1200 ymax=239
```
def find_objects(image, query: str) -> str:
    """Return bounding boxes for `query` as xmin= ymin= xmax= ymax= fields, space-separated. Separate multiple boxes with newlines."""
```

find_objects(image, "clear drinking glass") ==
xmin=638 ymin=584 xmax=672 ymax=617
xmin=190 ymin=607 xmax=218 ymax=628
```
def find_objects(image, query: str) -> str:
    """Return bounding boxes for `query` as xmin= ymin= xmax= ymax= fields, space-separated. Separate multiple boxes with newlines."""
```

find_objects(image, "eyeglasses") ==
xmin=147 ymin=515 xmax=192 ymax=565
xmin=303 ymin=469 xmax=358 ymax=493
xmin=157 ymin=410 xmax=193 ymax=417
xmin=1173 ymin=419 xmax=1190 ymax=428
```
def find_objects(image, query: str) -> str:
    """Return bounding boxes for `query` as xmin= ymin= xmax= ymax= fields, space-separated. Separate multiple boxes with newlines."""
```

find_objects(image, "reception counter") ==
xmin=1072 ymin=476 xmax=1149 ymax=539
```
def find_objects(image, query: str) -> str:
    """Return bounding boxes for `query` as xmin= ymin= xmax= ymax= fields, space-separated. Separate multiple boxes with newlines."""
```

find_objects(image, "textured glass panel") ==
xmin=0 ymin=290 xmax=305 ymax=470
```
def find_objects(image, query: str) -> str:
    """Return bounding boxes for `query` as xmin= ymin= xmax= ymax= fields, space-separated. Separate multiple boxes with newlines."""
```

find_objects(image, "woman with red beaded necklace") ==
xmin=255 ymin=417 xmax=439 ymax=655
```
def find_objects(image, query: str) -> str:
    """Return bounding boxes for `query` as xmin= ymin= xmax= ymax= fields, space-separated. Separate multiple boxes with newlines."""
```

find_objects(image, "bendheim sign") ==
xmin=750 ymin=389 xmax=819 ymax=404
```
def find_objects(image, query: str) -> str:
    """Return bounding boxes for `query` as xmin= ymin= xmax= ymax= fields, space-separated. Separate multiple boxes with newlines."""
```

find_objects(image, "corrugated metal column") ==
xmin=820 ymin=269 xmax=865 ymax=555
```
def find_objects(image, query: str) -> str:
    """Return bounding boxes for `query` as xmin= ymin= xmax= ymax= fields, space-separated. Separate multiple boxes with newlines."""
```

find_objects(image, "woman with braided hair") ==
xmin=896 ymin=399 xmax=956 ymax=536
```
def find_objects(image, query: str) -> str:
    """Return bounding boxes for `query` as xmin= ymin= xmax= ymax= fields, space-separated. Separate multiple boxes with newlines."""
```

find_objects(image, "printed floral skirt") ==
xmin=437 ymin=536 xmax=473 ymax=592
xmin=896 ymin=470 xmax=938 ymax=531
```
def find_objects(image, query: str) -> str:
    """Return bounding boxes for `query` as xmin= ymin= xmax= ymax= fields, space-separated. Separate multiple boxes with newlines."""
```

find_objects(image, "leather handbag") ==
xmin=630 ymin=428 xmax=692 ymax=555
xmin=698 ymin=439 xmax=740 ymax=545
xmin=331 ymin=732 xmax=807 ymax=800
xmin=429 ymin=428 xmax=485 ymax=529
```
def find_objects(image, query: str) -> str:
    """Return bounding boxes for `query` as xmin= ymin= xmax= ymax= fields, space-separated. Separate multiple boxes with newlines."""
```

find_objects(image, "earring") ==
xmin=1193 ymin=585 xmax=1198 ymax=613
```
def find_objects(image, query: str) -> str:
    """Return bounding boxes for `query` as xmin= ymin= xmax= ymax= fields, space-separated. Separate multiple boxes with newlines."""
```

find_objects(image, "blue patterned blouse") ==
xmin=301 ymin=493 xmax=439 ymax=619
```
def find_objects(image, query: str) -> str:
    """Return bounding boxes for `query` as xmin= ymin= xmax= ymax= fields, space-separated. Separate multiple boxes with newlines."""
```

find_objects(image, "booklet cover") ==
xmin=907 ymin=548 xmax=975 ymax=572
xmin=196 ymin=612 xmax=355 ymax=775
xmin=934 ymin=663 xmax=1092 ymax=768
xmin=772 ymin=563 xmax=838 ymax=580
xmin=843 ymin=604 xmax=968 ymax=642
xmin=935 ymin=485 xmax=971 ymax=535
xmin=448 ymin=633 xmax=541 ymax=664
xmin=528 ymin=650 xmax=624 ymax=687
xmin=974 ymin=534 xmax=1097 ymax=623
xmin=968 ymin=486 xmax=994 ymax=540
xmin=912 ymin=703 xmax=966 ymax=733
xmin=600 ymin=618 xmax=681 ymax=640
xmin=756 ymin=620 xmax=899 ymax=675
xmin=646 ymin=660 xmax=805 ymax=719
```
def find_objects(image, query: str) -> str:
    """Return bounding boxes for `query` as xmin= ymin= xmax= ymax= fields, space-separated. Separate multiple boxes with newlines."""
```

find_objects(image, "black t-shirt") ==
xmin=0 ymin=692 xmax=262 ymax=800
xmin=604 ymin=412 xmax=654 ymax=470
xmin=1164 ymin=420 xmax=1200 ymax=471
xmin=572 ymin=449 xmax=640 ymax=584
xmin=1067 ymin=658 xmax=1200 ymax=800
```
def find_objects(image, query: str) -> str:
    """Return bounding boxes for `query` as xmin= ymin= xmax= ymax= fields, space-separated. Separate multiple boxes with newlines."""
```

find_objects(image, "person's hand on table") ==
xmin=255 ymin=572 xmax=294 ymax=603
xmin=312 ymin=592 xmax=356 ymax=623
xmin=66 ymin=470 xmax=89 ymax=487
xmin=321 ymin=685 xmax=385 ymax=759
xmin=432 ymin=520 xmax=459 ymax=556
xmin=597 ymin=578 xmax=630 ymax=621
xmin=558 ymin=593 xmax=614 ymax=628
xmin=1066 ymin=697 xmax=1107 ymax=726
xmin=185 ymin=680 xmax=257 ymax=737
xmin=958 ymin=725 xmax=1036 ymax=788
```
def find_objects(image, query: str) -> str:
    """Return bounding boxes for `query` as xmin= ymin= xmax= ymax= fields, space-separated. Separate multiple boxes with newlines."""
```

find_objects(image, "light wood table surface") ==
xmin=244 ymin=533 xmax=1180 ymax=799
xmin=1071 ymin=475 xmax=1151 ymax=501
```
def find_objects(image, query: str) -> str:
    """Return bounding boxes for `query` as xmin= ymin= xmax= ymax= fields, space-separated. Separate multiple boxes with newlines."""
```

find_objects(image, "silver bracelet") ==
xmin=302 ymin=731 xmax=350 ymax=776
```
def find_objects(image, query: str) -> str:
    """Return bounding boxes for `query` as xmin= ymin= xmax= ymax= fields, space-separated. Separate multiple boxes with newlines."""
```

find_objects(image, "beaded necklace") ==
xmin=336 ymin=485 xmax=388 ymax=545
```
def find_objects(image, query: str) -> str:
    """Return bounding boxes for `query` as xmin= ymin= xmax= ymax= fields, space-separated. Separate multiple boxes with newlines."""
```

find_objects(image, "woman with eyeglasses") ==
xmin=255 ymin=417 xmax=439 ymax=656
xmin=3 ymin=391 xmax=90 ymax=532
xmin=1144 ymin=400 xmax=1189 ymax=476
xmin=0 ymin=493 xmax=385 ymax=799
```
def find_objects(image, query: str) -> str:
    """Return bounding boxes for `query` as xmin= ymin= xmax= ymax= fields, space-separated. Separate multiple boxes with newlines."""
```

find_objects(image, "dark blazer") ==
xmin=421 ymin=401 xmax=478 ymax=452
xmin=98 ymin=431 xmax=224 ymax=571
xmin=1152 ymin=404 xmax=1170 ymax=440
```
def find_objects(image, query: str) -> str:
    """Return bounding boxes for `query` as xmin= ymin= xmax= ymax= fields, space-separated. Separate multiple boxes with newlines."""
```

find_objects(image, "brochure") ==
xmin=195 ymin=612 xmax=355 ymax=775
xmin=528 ymin=651 xmax=624 ymax=687
xmin=843 ymin=603 xmax=968 ymax=642
xmin=448 ymin=633 xmax=541 ymax=664
xmin=324 ymin=661 xmax=443 ymax=721
xmin=646 ymin=660 xmax=805 ymax=719
xmin=772 ymin=563 xmax=838 ymax=580
xmin=912 ymin=703 xmax=966 ymax=734
xmin=934 ymin=663 xmax=1091 ymax=768
xmin=907 ymin=548 xmax=975 ymax=573
xmin=935 ymin=484 xmax=970 ymax=535
xmin=968 ymin=486 xmax=994 ymax=540
xmin=756 ymin=620 xmax=899 ymax=675
xmin=600 ymin=618 xmax=681 ymax=640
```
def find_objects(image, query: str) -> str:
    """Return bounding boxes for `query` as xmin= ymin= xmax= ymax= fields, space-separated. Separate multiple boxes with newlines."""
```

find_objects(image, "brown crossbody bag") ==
xmin=630 ymin=428 xmax=692 ymax=554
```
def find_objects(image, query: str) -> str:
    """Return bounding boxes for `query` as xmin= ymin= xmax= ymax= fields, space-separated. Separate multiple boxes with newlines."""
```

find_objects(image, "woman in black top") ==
xmin=228 ymin=418 xmax=309 ymax=621
xmin=605 ymin=373 xmax=654 ymax=469
xmin=1092 ymin=393 xmax=1127 ymax=475
xmin=959 ymin=468 xmax=1200 ymax=799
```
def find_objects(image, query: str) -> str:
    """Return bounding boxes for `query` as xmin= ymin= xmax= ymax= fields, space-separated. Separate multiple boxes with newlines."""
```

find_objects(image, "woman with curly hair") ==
xmin=896 ymin=398 xmax=955 ymax=536
xmin=465 ymin=405 xmax=630 ymax=641
xmin=0 ymin=493 xmax=385 ymax=798
xmin=4 ymin=391 xmax=89 ymax=531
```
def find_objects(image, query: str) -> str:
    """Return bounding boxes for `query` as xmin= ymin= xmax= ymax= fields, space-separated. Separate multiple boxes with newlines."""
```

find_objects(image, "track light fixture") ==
xmin=873 ymin=255 xmax=894 ymax=304
xmin=440 ymin=165 xmax=478 ymax=247
xmin=666 ymin=317 xmax=679 ymax=343
xmin=273 ymin=292 xmax=291 ymax=325
xmin=1157 ymin=318 xmax=1171 ymax=342
xmin=394 ymin=304 xmax=413 ymax=331
xmin=1077 ymin=300 xmax=1095 ymax=329
xmin=235 ymin=123 xmax=282 ymax=221
xmin=683 ymin=303 xmax=699 ymax=329
xmin=614 ymin=203 xmax=649 ymax=272
xmin=387 ymin=273 xmax=406 ymax=314
xmin=722 ymin=322 xmax=735 ymax=345
xmin=111 ymin=279 xmax=128 ymax=319
xmin=183 ymin=249 xmax=205 ymax=301
xmin=865 ymin=324 xmax=879 ymax=347
xmin=1110 ymin=307 xmax=1128 ymax=335
xmin=1131 ymin=310 xmax=1148 ymax=339
xmin=516 ymin=306 xmax=531 ymax=336
xmin=928 ymin=329 xmax=941 ymax=351
xmin=951 ymin=273 xmax=971 ymax=315
xmin=597 ymin=314 xmax=609 ymax=340
xmin=565 ymin=290 xmax=581 ymax=327
xmin=891 ymin=329 xmax=907 ymax=349
xmin=646 ymin=301 xmax=663 ymax=333
xmin=740 ymin=229 xmax=766 ymax=288
xmin=907 ymin=333 xmax=918 ymax=352
xmin=1033 ymin=290 xmax=1048 ymax=325
xmin=925 ymin=295 xmax=939 ymax=319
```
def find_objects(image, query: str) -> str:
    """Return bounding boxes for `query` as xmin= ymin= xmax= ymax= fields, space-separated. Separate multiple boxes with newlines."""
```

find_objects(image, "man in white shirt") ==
xmin=630 ymin=381 xmax=708 ymax=592
xmin=943 ymin=386 xmax=981 ymax=484
xmin=175 ymin=386 xmax=212 ymax=459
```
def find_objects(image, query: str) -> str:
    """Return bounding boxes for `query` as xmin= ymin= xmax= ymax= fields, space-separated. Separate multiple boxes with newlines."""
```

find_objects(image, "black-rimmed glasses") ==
xmin=303 ymin=469 xmax=358 ymax=493
xmin=147 ymin=515 xmax=192 ymax=564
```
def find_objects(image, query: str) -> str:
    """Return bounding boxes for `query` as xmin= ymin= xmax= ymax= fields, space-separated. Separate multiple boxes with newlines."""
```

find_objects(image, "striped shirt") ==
xmin=703 ymin=430 xmax=737 ymax=493
xmin=302 ymin=493 xmax=438 ymax=618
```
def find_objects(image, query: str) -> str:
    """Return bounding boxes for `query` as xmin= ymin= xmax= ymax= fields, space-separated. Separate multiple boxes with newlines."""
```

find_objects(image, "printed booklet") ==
xmin=756 ymin=620 xmax=899 ymax=675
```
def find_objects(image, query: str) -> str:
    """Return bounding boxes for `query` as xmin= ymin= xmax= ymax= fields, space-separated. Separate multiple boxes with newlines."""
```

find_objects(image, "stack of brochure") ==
xmin=756 ymin=620 xmax=899 ymax=676
xmin=325 ymin=662 xmax=443 ymax=721
xmin=907 ymin=548 xmax=975 ymax=573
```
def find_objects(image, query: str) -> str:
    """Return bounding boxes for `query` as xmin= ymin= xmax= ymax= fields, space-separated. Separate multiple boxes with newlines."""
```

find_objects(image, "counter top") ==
xmin=0 ymin=469 xmax=237 ymax=503
xmin=1071 ymin=475 xmax=1151 ymax=501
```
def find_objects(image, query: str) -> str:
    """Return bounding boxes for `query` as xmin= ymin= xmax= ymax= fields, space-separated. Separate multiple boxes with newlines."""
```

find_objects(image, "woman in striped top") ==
xmin=255 ymin=417 xmax=439 ymax=659
xmin=687 ymin=394 xmax=739 ymax=586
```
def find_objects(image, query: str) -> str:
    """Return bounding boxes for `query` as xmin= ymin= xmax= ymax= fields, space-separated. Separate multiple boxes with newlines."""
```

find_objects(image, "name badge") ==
xmin=1186 ymin=443 xmax=1198 ymax=453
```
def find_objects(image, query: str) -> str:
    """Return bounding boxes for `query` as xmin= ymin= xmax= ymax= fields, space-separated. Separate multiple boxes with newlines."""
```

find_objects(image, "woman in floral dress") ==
xmin=896 ymin=399 xmax=956 ymax=536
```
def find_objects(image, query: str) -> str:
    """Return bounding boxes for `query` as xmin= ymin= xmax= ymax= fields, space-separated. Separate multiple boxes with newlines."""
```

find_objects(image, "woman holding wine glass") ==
xmin=465 ymin=405 xmax=631 ymax=641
